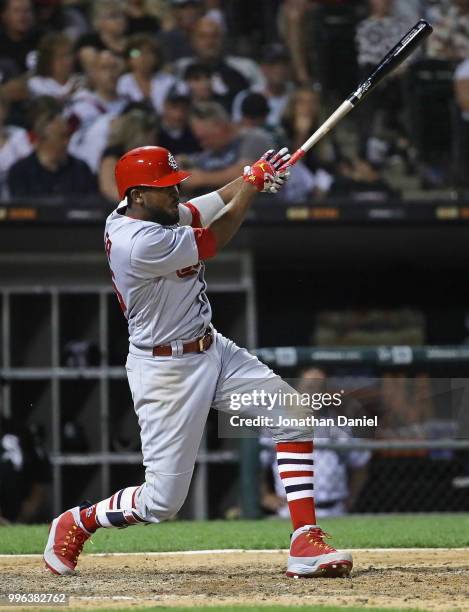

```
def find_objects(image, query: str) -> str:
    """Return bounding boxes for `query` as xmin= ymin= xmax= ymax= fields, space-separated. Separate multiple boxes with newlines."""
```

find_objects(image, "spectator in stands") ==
xmin=393 ymin=0 xmax=420 ymax=23
xmin=455 ymin=57 xmax=469 ymax=121
xmin=328 ymin=156 xmax=399 ymax=202
xmin=426 ymin=0 xmax=469 ymax=61
xmin=175 ymin=17 xmax=264 ymax=109
xmin=27 ymin=33 xmax=82 ymax=100
xmin=26 ymin=91 xmax=61 ymax=123
xmin=232 ymin=44 xmax=294 ymax=129
xmin=158 ymin=0 xmax=204 ymax=63
xmin=186 ymin=100 xmax=273 ymax=192
xmin=68 ymin=50 xmax=126 ymax=135
xmin=279 ymin=0 xmax=359 ymax=97
xmin=124 ymin=0 xmax=161 ymax=36
xmin=236 ymin=90 xmax=318 ymax=203
xmin=68 ymin=110 xmax=120 ymax=175
xmin=158 ymin=93 xmax=200 ymax=155
xmin=117 ymin=34 xmax=175 ymax=115
xmin=0 ymin=92 xmax=32 ymax=197
xmin=179 ymin=62 xmax=224 ymax=106
xmin=238 ymin=93 xmax=270 ymax=131
xmin=281 ymin=85 xmax=336 ymax=189
xmin=0 ymin=415 xmax=52 ymax=523
xmin=278 ymin=0 xmax=314 ymax=85
xmin=34 ymin=0 xmax=89 ymax=41
xmin=203 ymin=0 xmax=225 ymax=29
xmin=356 ymin=1 xmax=410 ymax=71
xmin=0 ymin=0 xmax=40 ymax=78
xmin=186 ymin=99 xmax=317 ymax=201
xmin=453 ymin=55 xmax=469 ymax=185
xmin=99 ymin=107 xmax=157 ymax=202
xmin=76 ymin=0 xmax=128 ymax=76
xmin=355 ymin=0 xmax=410 ymax=160
xmin=7 ymin=106 xmax=97 ymax=198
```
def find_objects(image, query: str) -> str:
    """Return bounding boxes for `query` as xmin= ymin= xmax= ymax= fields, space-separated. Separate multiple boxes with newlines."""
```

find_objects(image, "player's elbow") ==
xmin=194 ymin=227 xmax=218 ymax=259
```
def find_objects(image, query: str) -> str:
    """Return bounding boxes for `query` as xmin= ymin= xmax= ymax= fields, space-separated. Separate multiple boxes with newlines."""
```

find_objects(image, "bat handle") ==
xmin=280 ymin=99 xmax=354 ymax=171
xmin=280 ymin=148 xmax=305 ymax=171
xmin=288 ymin=148 xmax=306 ymax=167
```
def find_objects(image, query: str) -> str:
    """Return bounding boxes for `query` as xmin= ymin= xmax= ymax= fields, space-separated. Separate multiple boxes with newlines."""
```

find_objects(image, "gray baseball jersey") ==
xmin=104 ymin=198 xmax=219 ymax=348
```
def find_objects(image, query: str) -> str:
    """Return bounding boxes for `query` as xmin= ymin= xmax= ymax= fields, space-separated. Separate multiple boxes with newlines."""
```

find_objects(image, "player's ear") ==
xmin=130 ymin=188 xmax=144 ymax=205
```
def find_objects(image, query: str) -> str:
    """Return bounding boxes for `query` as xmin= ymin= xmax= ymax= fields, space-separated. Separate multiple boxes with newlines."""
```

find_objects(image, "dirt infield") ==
xmin=2 ymin=550 xmax=469 ymax=610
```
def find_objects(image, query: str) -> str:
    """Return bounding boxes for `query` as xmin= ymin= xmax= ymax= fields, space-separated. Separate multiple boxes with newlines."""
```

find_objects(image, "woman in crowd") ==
xmin=98 ymin=107 xmax=157 ymax=202
xmin=67 ymin=50 xmax=126 ymax=133
xmin=77 ymin=0 xmax=128 ymax=75
xmin=281 ymin=85 xmax=337 ymax=174
xmin=28 ymin=33 xmax=82 ymax=100
xmin=117 ymin=34 xmax=175 ymax=115
xmin=281 ymin=86 xmax=336 ymax=199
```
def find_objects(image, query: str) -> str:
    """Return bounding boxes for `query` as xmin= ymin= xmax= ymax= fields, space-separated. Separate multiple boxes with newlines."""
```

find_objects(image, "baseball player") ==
xmin=43 ymin=145 xmax=352 ymax=578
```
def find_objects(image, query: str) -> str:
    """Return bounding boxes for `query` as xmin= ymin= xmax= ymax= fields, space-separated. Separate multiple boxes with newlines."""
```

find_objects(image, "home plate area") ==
xmin=2 ymin=549 xmax=469 ymax=610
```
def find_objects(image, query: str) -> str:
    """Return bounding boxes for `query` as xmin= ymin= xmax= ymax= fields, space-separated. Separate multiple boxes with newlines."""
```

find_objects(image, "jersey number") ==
xmin=105 ymin=232 xmax=127 ymax=315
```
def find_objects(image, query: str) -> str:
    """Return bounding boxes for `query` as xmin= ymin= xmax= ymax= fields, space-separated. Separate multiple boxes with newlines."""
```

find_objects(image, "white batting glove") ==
xmin=263 ymin=147 xmax=291 ymax=193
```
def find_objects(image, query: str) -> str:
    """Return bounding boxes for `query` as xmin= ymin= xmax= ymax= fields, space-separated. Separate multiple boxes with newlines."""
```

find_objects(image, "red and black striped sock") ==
xmin=79 ymin=485 xmax=146 ymax=531
xmin=276 ymin=441 xmax=316 ymax=531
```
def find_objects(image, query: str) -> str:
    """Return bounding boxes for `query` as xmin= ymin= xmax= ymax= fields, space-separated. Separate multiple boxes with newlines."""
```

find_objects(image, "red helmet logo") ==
xmin=115 ymin=146 xmax=191 ymax=200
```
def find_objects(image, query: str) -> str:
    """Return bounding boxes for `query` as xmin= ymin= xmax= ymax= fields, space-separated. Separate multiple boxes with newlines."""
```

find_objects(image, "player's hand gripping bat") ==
xmin=284 ymin=19 xmax=433 ymax=168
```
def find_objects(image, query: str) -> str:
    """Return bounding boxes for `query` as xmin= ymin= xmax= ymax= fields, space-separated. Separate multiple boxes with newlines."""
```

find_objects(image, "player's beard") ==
xmin=148 ymin=207 xmax=180 ymax=226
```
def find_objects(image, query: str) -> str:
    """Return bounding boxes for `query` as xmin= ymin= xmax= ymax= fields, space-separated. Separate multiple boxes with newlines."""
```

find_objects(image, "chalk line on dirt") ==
xmin=1 ymin=547 xmax=469 ymax=558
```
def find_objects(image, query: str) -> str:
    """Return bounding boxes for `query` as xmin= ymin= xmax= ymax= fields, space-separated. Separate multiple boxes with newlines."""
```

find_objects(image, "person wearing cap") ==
xmin=158 ymin=93 xmax=201 ymax=155
xmin=7 ymin=106 xmax=97 ymax=199
xmin=232 ymin=44 xmax=295 ymax=128
xmin=157 ymin=0 xmax=204 ymax=63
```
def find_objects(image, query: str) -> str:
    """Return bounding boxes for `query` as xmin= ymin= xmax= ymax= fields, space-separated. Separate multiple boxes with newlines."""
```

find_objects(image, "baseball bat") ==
xmin=286 ymin=19 xmax=433 ymax=167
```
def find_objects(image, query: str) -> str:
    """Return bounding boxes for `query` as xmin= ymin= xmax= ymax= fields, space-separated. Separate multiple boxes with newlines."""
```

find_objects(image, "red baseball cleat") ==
xmin=286 ymin=525 xmax=353 ymax=578
xmin=43 ymin=506 xmax=92 ymax=575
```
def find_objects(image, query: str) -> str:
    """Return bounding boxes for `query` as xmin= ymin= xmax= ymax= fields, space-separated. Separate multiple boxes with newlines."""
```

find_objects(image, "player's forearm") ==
xmin=216 ymin=176 xmax=244 ymax=204
xmin=206 ymin=149 xmax=289 ymax=250
xmin=207 ymin=182 xmax=257 ymax=249
xmin=188 ymin=177 xmax=246 ymax=228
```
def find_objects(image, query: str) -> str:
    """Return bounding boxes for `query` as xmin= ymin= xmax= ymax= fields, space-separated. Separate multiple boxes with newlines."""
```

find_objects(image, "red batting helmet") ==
xmin=115 ymin=146 xmax=191 ymax=200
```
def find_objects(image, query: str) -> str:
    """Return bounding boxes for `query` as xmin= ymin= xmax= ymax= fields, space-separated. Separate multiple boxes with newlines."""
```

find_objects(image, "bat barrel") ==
xmin=285 ymin=19 xmax=433 ymax=168
xmin=348 ymin=19 xmax=433 ymax=106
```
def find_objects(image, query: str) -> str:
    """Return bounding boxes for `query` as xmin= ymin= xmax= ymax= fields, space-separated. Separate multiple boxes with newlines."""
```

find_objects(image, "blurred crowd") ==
xmin=0 ymin=0 xmax=468 ymax=205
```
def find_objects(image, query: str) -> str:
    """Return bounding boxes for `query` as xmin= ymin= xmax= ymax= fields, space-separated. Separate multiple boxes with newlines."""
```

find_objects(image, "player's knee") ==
xmin=147 ymin=491 xmax=185 ymax=521
xmin=142 ymin=472 xmax=191 ymax=521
